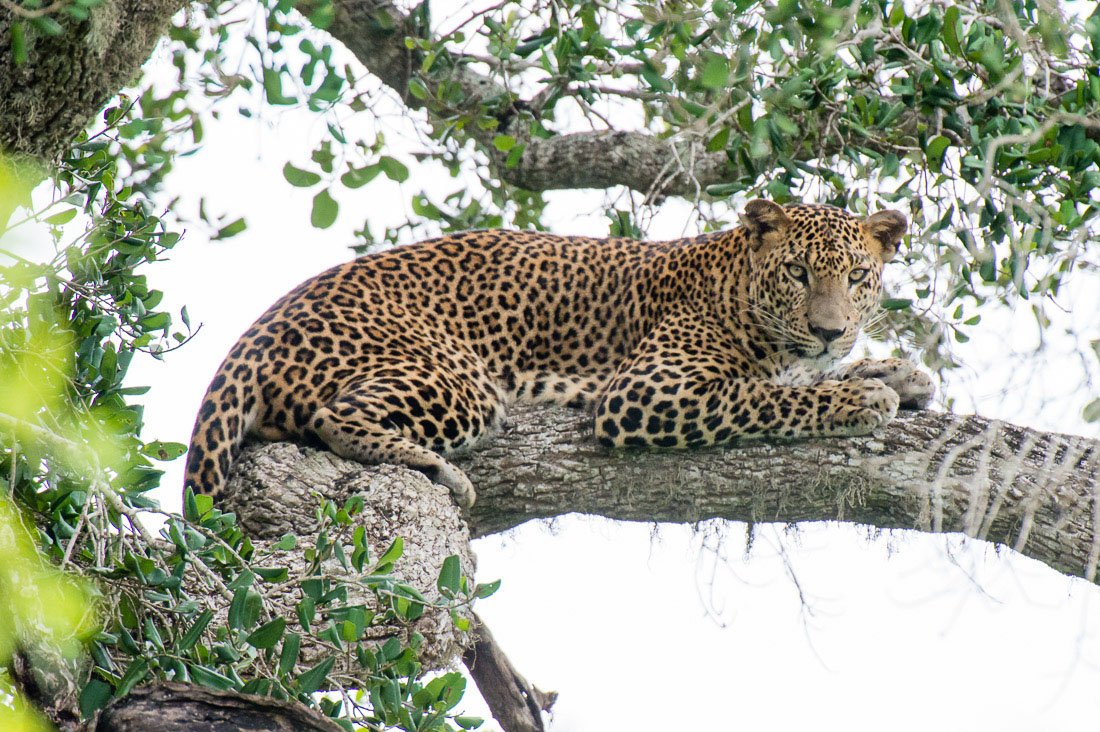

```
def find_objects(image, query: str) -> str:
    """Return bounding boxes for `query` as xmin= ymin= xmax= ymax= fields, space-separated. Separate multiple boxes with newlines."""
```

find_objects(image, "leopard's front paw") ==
xmin=435 ymin=461 xmax=477 ymax=509
xmin=821 ymin=377 xmax=899 ymax=436
xmin=842 ymin=358 xmax=934 ymax=410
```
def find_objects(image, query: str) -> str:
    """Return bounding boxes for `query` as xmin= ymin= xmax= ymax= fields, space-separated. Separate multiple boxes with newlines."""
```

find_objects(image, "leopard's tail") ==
xmin=183 ymin=358 xmax=260 ymax=503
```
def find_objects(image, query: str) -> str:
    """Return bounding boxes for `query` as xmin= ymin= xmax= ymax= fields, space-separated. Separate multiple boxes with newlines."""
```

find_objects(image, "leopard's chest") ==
xmin=768 ymin=356 xmax=838 ymax=387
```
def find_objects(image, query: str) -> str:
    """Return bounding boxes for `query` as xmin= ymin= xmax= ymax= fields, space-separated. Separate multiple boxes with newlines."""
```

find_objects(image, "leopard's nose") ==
xmin=809 ymin=324 xmax=845 ymax=343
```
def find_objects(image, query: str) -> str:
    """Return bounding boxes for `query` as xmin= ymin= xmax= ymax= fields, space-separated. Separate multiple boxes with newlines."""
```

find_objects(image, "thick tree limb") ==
xmin=0 ymin=2 xmax=183 ymax=161
xmin=456 ymin=406 xmax=1100 ymax=584
xmin=96 ymin=681 xmax=346 ymax=732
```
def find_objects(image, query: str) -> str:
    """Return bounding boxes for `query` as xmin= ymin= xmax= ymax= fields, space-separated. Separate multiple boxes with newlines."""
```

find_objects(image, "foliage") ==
xmin=181 ymin=0 xmax=1100 ymax=411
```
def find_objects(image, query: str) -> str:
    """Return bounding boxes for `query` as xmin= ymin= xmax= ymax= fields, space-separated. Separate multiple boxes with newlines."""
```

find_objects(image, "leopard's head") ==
xmin=740 ymin=200 xmax=907 ymax=363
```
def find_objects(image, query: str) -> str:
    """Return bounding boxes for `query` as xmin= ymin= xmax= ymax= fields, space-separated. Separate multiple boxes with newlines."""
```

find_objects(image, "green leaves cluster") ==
xmin=1 ymin=21 xmax=491 ymax=725
xmin=71 ymin=487 xmax=492 ymax=730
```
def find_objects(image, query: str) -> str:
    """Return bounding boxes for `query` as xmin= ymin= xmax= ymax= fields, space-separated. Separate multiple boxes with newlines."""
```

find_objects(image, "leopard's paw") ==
xmin=434 ymin=460 xmax=477 ymax=509
xmin=821 ymin=377 xmax=899 ymax=436
xmin=841 ymin=358 xmax=934 ymax=410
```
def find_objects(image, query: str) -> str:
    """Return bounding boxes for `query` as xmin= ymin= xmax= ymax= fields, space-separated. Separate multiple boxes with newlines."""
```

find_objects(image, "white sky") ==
xmin=7 ymin=3 xmax=1100 ymax=728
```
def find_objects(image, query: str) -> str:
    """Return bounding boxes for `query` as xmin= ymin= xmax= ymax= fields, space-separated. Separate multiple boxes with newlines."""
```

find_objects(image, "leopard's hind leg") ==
xmin=307 ymin=360 xmax=505 ymax=508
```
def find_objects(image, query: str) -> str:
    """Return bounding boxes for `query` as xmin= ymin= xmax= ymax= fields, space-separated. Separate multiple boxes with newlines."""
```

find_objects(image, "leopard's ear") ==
xmin=862 ymin=210 xmax=907 ymax=262
xmin=740 ymin=199 xmax=792 ymax=254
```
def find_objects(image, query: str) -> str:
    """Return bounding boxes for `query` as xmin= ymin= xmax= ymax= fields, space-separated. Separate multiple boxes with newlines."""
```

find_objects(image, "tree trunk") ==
xmin=0 ymin=2 xmax=183 ymax=162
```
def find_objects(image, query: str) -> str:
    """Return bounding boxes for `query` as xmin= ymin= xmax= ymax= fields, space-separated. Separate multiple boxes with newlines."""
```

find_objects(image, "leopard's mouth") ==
xmin=790 ymin=339 xmax=828 ymax=359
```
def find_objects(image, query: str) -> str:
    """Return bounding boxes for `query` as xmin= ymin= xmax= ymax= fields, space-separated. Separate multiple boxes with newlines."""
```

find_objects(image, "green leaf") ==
xmin=213 ymin=217 xmax=247 ymax=240
xmin=492 ymin=135 xmax=516 ymax=152
xmin=279 ymin=632 xmax=301 ymax=676
xmin=194 ymin=493 xmax=213 ymax=520
xmin=228 ymin=587 xmax=261 ymax=630
xmin=283 ymin=162 xmax=322 ymax=187
xmin=276 ymin=533 xmax=297 ymax=551
xmin=881 ymin=298 xmax=912 ymax=311
xmin=378 ymin=156 xmax=409 ymax=182
xmin=474 ymin=579 xmax=501 ymax=599
xmin=255 ymin=567 xmax=289 ymax=582
xmin=926 ymin=136 xmax=950 ymax=171
xmin=340 ymin=164 xmax=382 ymax=189
xmin=381 ymin=637 xmax=403 ymax=662
xmin=437 ymin=555 xmax=461 ymax=595
xmin=705 ymin=128 xmax=730 ymax=153
xmin=79 ymin=679 xmax=112 ymax=718
xmin=263 ymin=67 xmax=296 ymax=105
xmin=640 ymin=66 xmax=672 ymax=92
xmin=700 ymin=55 xmax=729 ymax=89
xmin=116 ymin=659 xmax=148 ymax=698
xmin=227 ymin=570 xmax=255 ymax=592
xmin=184 ymin=487 xmax=200 ymax=522
xmin=504 ymin=143 xmax=525 ymax=168
xmin=310 ymin=189 xmax=339 ymax=229
xmin=45 ymin=209 xmax=77 ymax=226
xmin=141 ymin=441 xmax=186 ymax=461
xmin=943 ymin=7 xmax=961 ymax=55
xmin=309 ymin=3 xmax=335 ymax=29
xmin=296 ymin=597 xmax=315 ymax=630
xmin=11 ymin=22 xmax=26 ymax=65
xmin=455 ymin=716 xmax=485 ymax=730
xmin=1084 ymin=398 xmax=1100 ymax=423
xmin=297 ymin=657 xmax=335 ymax=694
xmin=301 ymin=578 xmax=323 ymax=601
xmin=178 ymin=609 xmax=213 ymax=652
xmin=378 ymin=537 xmax=404 ymax=565
xmin=246 ymin=617 xmax=286 ymax=649
xmin=29 ymin=15 xmax=64 ymax=36
xmin=408 ymin=77 xmax=429 ymax=100
xmin=190 ymin=664 xmax=238 ymax=691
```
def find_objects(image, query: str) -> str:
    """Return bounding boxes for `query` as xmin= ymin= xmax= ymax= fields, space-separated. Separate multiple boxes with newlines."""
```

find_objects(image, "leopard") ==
xmin=185 ymin=200 xmax=934 ymax=509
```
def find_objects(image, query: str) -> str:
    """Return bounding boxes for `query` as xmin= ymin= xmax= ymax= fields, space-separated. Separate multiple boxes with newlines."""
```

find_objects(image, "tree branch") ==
xmin=456 ymin=406 xmax=1099 ymax=584
xmin=319 ymin=1 xmax=956 ymax=197
xmin=325 ymin=0 xmax=746 ymax=196
xmin=208 ymin=405 xmax=1098 ymax=730
xmin=0 ymin=1 xmax=183 ymax=161
xmin=97 ymin=681 xmax=346 ymax=731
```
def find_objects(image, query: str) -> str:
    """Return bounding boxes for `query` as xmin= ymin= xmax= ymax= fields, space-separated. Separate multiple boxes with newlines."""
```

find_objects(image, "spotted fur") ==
xmin=185 ymin=201 xmax=933 ymax=508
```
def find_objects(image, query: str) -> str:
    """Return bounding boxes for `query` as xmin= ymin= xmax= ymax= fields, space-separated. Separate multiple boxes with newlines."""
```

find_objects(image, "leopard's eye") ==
xmin=784 ymin=263 xmax=808 ymax=284
xmin=848 ymin=268 xmax=870 ymax=284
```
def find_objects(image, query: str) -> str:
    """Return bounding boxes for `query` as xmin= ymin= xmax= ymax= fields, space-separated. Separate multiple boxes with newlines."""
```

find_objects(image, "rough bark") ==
xmin=219 ymin=446 xmax=556 ymax=732
xmin=457 ymin=407 xmax=1100 ymax=583
xmin=0 ymin=2 xmax=183 ymax=161
xmin=96 ymin=681 xmax=345 ymax=732
xmin=220 ymin=448 xmax=476 ymax=672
